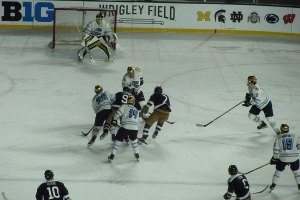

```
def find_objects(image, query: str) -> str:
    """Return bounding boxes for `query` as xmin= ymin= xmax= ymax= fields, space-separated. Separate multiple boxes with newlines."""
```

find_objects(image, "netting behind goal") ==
xmin=49 ymin=8 xmax=117 ymax=48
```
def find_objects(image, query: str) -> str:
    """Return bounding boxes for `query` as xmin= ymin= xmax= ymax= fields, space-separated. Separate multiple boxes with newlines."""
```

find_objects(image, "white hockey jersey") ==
xmin=248 ymin=83 xmax=270 ymax=109
xmin=273 ymin=133 xmax=300 ymax=162
xmin=92 ymin=90 xmax=114 ymax=113
xmin=83 ymin=20 xmax=112 ymax=38
xmin=122 ymin=68 xmax=143 ymax=94
xmin=113 ymin=104 xmax=139 ymax=131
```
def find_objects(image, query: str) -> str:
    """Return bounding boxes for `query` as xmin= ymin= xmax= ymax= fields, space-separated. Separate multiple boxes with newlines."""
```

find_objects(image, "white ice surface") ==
xmin=0 ymin=29 xmax=300 ymax=200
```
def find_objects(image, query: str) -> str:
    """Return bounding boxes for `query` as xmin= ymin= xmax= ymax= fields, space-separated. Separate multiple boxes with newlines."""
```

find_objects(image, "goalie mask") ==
xmin=96 ymin=13 xmax=104 ymax=25
xmin=280 ymin=124 xmax=289 ymax=133
xmin=228 ymin=165 xmax=238 ymax=176
xmin=127 ymin=95 xmax=135 ymax=105
xmin=127 ymin=66 xmax=135 ymax=77
xmin=247 ymin=75 xmax=257 ymax=85
xmin=95 ymin=85 xmax=103 ymax=94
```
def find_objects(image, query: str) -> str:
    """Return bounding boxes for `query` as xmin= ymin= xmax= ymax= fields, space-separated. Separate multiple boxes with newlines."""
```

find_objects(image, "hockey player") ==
xmin=269 ymin=123 xmax=300 ymax=191
xmin=77 ymin=12 xmax=117 ymax=62
xmin=138 ymin=86 xmax=171 ymax=144
xmin=88 ymin=84 xmax=114 ymax=147
xmin=36 ymin=170 xmax=71 ymax=200
xmin=122 ymin=66 xmax=145 ymax=111
xmin=108 ymin=95 xmax=140 ymax=162
xmin=242 ymin=75 xmax=280 ymax=134
xmin=100 ymin=86 xmax=131 ymax=141
xmin=223 ymin=165 xmax=251 ymax=200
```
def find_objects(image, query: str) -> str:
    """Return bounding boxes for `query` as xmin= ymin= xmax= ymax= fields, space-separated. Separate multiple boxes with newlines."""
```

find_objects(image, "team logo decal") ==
xmin=265 ymin=14 xmax=279 ymax=24
xmin=214 ymin=9 xmax=226 ymax=23
xmin=283 ymin=14 xmax=296 ymax=24
xmin=230 ymin=11 xmax=243 ymax=23
xmin=247 ymin=12 xmax=260 ymax=23
xmin=197 ymin=11 xmax=211 ymax=21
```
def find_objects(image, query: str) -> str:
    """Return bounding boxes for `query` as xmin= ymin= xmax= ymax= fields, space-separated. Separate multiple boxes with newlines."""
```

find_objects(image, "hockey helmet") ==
xmin=280 ymin=124 xmax=289 ymax=133
xmin=127 ymin=95 xmax=135 ymax=105
xmin=247 ymin=75 xmax=257 ymax=85
xmin=127 ymin=66 xmax=135 ymax=77
xmin=228 ymin=165 xmax=238 ymax=175
xmin=96 ymin=13 xmax=104 ymax=24
xmin=44 ymin=170 xmax=54 ymax=180
xmin=154 ymin=86 xmax=163 ymax=94
xmin=95 ymin=85 xmax=103 ymax=94
xmin=123 ymin=86 xmax=131 ymax=93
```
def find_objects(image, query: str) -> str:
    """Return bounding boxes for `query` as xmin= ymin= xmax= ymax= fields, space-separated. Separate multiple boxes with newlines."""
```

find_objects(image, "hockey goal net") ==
xmin=49 ymin=7 xmax=117 ymax=48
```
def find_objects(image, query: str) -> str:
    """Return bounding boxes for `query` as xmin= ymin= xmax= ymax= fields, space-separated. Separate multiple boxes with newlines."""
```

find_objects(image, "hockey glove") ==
xmin=242 ymin=101 xmax=251 ymax=107
xmin=111 ymin=120 xmax=117 ymax=127
xmin=223 ymin=193 xmax=230 ymax=200
xmin=141 ymin=105 xmax=149 ymax=115
xmin=270 ymin=157 xmax=279 ymax=165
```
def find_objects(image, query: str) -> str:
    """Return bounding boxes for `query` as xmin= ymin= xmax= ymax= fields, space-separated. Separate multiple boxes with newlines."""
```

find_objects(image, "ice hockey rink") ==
xmin=0 ymin=29 xmax=300 ymax=200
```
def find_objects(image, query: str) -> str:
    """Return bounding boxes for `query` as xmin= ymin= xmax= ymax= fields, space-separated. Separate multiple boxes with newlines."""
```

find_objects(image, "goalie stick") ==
xmin=2 ymin=192 xmax=8 ymax=200
xmin=196 ymin=101 xmax=243 ymax=127
xmin=81 ymin=126 xmax=94 ymax=137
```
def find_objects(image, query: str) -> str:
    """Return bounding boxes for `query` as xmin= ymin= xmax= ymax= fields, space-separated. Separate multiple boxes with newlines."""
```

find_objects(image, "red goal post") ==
xmin=49 ymin=7 xmax=117 ymax=49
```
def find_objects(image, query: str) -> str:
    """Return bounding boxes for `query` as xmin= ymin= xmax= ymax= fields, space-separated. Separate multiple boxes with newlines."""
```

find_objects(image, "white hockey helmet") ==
xmin=96 ymin=13 xmax=104 ymax=24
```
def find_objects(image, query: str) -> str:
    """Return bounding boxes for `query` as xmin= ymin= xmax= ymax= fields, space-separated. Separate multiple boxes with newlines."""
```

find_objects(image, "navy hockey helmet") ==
xmin=127 ymin=95 xmax=135 ymax=105
xmin=247 ymin=75 xmax=257 ymax=85
xmin=123 ymin=86 xmax=131 ymax=93
xmin=44 ymin=170 xmax=54 ymax=180
xmin=95 ymin=85 xmax=103 ymax=94
xmin=228 ymin=165 xmax=238 ymax=176
xmin=280 ymin=124 xmax=289 ymax=133
xmin=154 ymin=86 xmax=163 ymax=94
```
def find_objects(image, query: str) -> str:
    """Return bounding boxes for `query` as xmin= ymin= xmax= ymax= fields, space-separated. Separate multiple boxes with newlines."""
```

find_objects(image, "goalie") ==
xmin=77 ymin=13 xmax=117 ymax=62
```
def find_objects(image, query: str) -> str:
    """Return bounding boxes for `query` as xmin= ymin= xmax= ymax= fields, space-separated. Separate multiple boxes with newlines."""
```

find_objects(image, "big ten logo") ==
xmin=1 ymin=1 xmax=54 ymax=22
xmin=197 ymin=11 xmax=211 ymax=21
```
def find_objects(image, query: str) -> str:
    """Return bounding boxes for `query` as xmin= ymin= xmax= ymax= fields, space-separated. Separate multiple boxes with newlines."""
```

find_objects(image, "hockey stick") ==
xmin=166 ymin=120 xmax=175 ymax=124
xmin=242 ymin=162 xmax=269 ymax=175
xmin=196 ymin=101 xmax=243 ymax=127
xmin=232 ymin=185 xmax=269 ymax=197
xmin=142 ymin=113 xmax=175 ymax=125
xmin=2 ymin=192 xmax=8 ymax=200
xmin=81 ymin=126 xmax=94 ymax=137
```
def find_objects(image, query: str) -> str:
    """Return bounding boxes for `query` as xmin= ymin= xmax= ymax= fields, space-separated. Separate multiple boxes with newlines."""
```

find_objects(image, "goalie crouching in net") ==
xmin=77 ymin=12 xmax=117 ymax=62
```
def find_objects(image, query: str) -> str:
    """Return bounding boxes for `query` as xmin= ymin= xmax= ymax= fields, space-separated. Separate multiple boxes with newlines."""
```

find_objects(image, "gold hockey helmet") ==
xmin=127 ymin=66 xmax=135 ymax=77
xmin=247 ymin=75 xmax=257 ymax=85
xmin=127 ymin=95 xmax=135 ymax=105
xmin=280 ymin=124 xmax=289 ymax=133
xmin=95 ymin=85 xmax=103 ymax=94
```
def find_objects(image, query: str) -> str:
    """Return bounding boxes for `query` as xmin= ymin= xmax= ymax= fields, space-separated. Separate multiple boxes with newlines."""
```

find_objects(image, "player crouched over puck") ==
xmin=77 ymin=12 xmax=117 ymax=62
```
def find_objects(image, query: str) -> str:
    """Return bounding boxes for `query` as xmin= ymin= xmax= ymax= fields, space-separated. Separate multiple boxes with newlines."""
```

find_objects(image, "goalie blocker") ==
xmin=77 ymin=33 xmax=117 ymax=62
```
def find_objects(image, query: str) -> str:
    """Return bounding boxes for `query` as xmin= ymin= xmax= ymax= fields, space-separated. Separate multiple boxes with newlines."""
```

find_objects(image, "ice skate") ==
xmin=87 ymin=135 xmax=97 ymax=147
xmin=108 ymin=154 xmax=114 ymax=163
xmin=269 ymin=183 xmax=276 ymax=192
xmin=257 ymin=121 xmax=267 ymax=130
xmin=152 ymin=131 xmax=158 ymax=139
